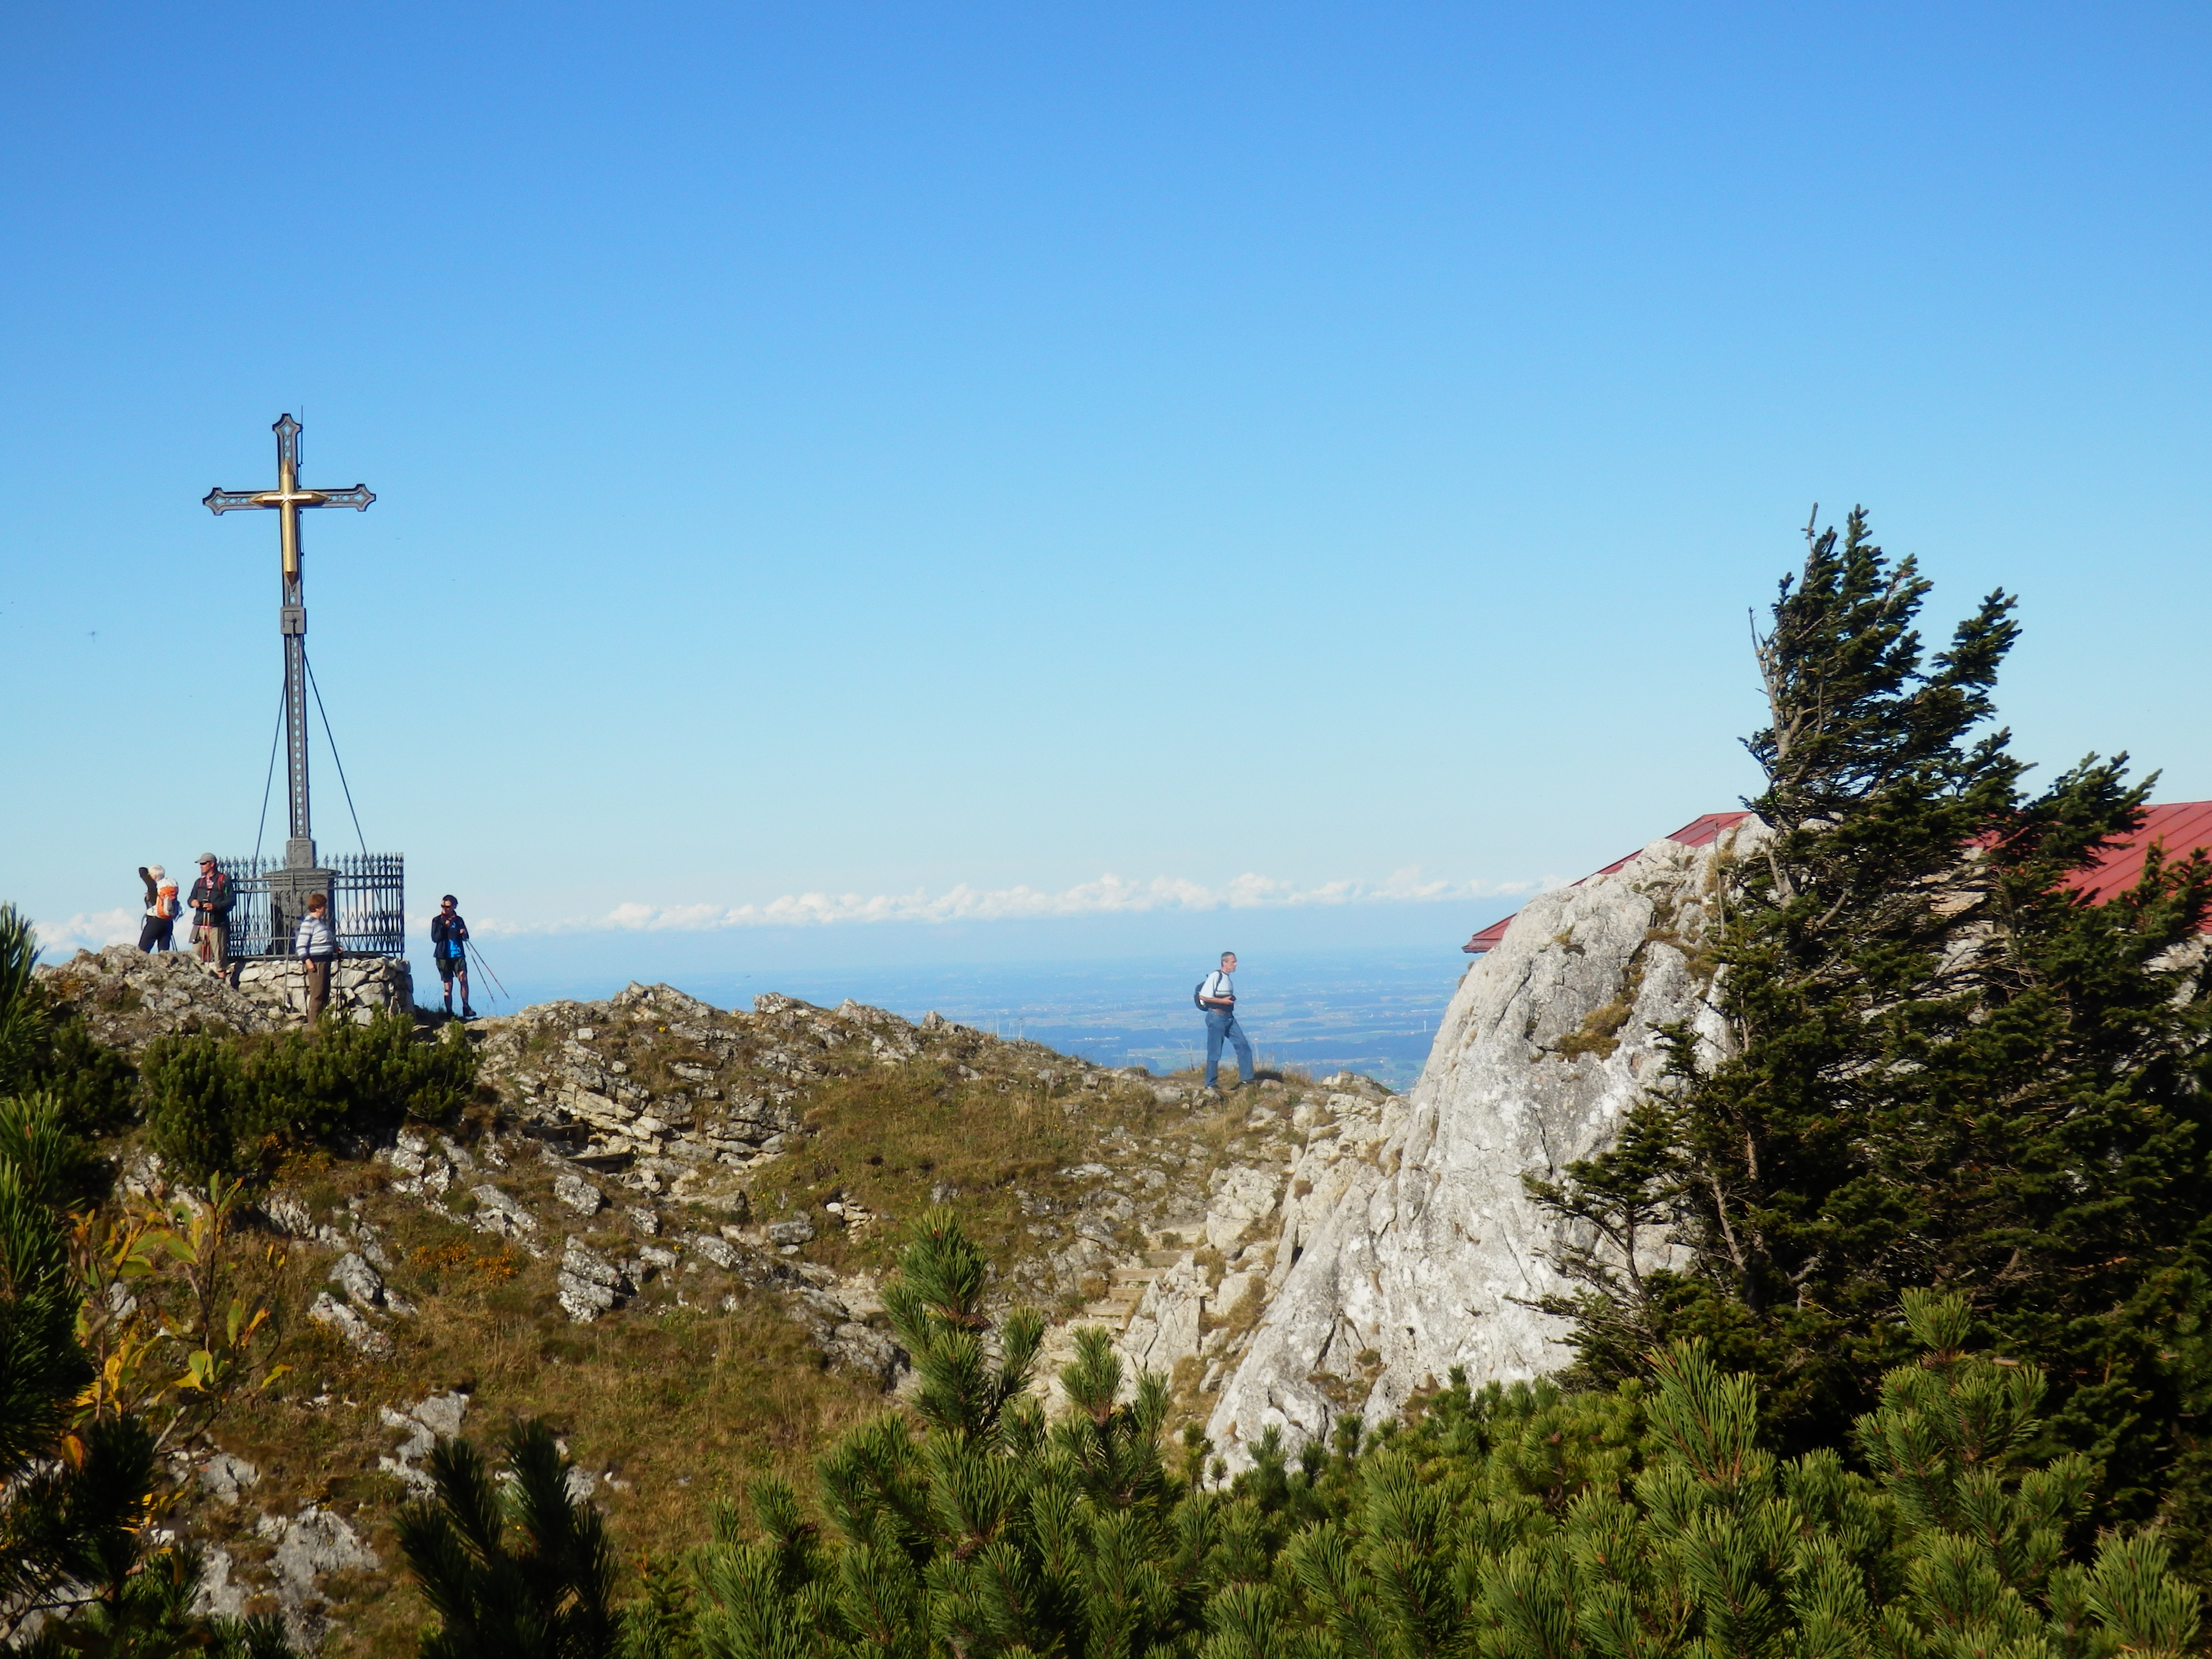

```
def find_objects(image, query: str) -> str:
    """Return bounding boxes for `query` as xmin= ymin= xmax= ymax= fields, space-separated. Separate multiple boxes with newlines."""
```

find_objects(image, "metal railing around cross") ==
xmin=213 ymin=854 xmax=407 ymax=960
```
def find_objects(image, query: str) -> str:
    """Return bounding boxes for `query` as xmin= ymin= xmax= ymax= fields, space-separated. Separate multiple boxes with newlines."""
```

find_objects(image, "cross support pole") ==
xmin=204 ymin=414 xmax=374 ymax=872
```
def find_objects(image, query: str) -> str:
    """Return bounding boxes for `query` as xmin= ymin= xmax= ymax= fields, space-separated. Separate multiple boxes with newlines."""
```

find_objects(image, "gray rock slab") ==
xmin=198 ymin=1450 xmax=259 ymax=1506
xmin=554 ymin=1171 xmax=606 ymax=1215
xmin=329 ymin=1251 xmax=385 ymax=1308
xmin=1205 ymin=825 xmax=1747 ymax=1467
xmin=308 ymin=1290 xmax=392 ymax=1358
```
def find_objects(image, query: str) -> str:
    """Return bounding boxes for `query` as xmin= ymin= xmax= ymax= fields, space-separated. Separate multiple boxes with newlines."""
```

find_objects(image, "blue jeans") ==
xmin=1204 ymin=1009 xmax=1253 ymax=1087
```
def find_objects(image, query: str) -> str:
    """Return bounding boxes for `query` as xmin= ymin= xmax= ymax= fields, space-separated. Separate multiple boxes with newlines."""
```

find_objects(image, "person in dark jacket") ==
xmin=430 ymin=894 xmax=474 ymax=1019
xmin=188 ymin=854 xmax=233 ymax=973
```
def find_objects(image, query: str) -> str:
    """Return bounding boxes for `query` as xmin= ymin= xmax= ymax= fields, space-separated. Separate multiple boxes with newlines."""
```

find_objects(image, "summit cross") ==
xmin=204 ymin=414 xmax=374 ymax=869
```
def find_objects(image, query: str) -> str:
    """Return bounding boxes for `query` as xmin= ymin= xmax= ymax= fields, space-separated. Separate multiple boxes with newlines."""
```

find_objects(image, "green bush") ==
xmin=680 ymin=1215 xmax=2200 ymax=1659
xmin=30 ymin=1013 xmax=138 ymax=1139
xmin=140 ymin=1013 xmax=476 ymax=1184
xmin=140 ymin=1032 xmax=252 ymax=1185
xmin=250 ymin=1011 xmax=476 ymax=1141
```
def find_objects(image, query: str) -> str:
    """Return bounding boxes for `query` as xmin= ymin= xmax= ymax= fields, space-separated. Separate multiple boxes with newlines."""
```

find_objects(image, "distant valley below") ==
xmin=481 ymin=945 xmax=1470 ymax=1090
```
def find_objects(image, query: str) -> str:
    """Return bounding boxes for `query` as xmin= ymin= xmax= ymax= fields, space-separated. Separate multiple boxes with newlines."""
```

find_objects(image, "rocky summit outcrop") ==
xmin=1201 ymin=824 xmax=1750 ymax=1465
xmin=457 ymin=983 xmax=1387 ymax=1386
xmin=36 ymin=945 xmax=413 ymax=1049
xmin=135 ymin=981 xmax=1402 ymax=1649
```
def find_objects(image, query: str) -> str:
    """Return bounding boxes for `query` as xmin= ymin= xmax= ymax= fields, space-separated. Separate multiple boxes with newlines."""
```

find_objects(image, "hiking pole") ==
xmin=465 ymin=939 xmax=512 ymax=1005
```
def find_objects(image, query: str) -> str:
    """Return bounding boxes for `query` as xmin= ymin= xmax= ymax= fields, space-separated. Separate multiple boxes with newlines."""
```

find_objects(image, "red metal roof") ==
xmin=1462 ymin=804 xmax=2212 ymax=953
xmin=2060 ymin=800 xmax=2212 ymax=907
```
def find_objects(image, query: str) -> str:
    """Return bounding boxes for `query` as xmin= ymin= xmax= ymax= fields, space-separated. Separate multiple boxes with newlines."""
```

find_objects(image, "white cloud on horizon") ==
xmin=31 ymin=907 xmax=141 ymax=956
xmin=468 ymin=868 xmax=1543 ymax=938
xmin=35 ymin=871 xmax=1548 ymax=954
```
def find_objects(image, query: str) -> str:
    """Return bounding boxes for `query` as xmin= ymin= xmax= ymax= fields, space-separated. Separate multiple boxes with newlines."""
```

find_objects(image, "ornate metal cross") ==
xmin=204 ymin=415 xmax=374 ymax=869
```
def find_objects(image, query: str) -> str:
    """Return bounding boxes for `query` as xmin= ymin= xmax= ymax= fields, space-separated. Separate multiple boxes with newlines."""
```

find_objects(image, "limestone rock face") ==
xmin=379 ymin=1391 xmax=470 ymax=1493
xmin=35 ymin=944 xmax=413 ymax=1048
xmin=254 ymin=1505 xmax=381 ymax=1645
xmin=556 ymin=1235 xmax=633 ymax=1322
xmin=35 ymin=947 xmax=271 ymax=1048
xmin=1204 ymin=827 xmax=1748 ymax=1465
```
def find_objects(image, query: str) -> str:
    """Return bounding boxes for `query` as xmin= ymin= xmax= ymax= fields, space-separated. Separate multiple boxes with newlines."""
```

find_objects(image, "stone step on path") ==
xmin=1079 ymin=1234 xmax=1195 ymax=1329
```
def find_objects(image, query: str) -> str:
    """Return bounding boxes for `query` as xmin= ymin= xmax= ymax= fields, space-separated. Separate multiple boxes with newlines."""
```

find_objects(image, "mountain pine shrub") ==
xmin=654 ymin=1213 xmax=2199 ymax=1659
xmin=396 ymin=1419 xmax=623 ymax=1659
xmin=141 ymin=1014 xmax=476 ymax=1184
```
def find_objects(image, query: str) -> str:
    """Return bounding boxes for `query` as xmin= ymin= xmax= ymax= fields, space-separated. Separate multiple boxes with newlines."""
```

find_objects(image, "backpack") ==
xmin=1193 ymin=979 xmax=1207 ymax=1010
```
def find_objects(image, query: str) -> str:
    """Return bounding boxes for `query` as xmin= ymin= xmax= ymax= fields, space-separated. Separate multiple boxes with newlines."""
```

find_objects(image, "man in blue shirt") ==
xmin=430 ymin=894 xmax=475 ymax=1020
xmin=1198 ymin=950 xmax=1254 ymax=1092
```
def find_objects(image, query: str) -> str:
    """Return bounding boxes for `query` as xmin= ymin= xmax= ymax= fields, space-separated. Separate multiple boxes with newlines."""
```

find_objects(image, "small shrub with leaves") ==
xmin=0 ymin=1085 xmax=296 ymax=1659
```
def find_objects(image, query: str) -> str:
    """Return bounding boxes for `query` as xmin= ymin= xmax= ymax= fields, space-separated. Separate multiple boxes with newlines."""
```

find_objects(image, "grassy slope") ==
xmin=158 ymin=1001 xmax=1311 ymax=1659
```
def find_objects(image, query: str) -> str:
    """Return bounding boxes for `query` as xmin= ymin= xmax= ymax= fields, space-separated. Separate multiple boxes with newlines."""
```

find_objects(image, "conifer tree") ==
xmin=396 ymin=1419 xmax=624 ymax=1659
xmin=1529 ymin=510 xmax=2212 ymax=1533
xmin=694 ymin=1208 xmax=1204 ymax=1659
xmin=0 ymin=908 xmax=44 ymax=1095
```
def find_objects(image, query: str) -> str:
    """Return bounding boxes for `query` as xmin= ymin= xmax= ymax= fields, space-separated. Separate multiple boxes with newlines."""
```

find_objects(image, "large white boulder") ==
xmin=1204 ymin=825 xmax=1748 ymax=1464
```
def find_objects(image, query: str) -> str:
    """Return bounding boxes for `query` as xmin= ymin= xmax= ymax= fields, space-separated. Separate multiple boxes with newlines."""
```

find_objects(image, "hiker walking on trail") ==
xmin=431 ymin=895 xmax=474 ymax=1020
xmin=295 ymin=891 xmax=341 ymax=1022
xmin=187 ymin=854 xmax=233 ymax=973
xmin=136 ymin=864 xmax=179 ymax=952
xmin=1197 ymin=950 xmax=1254 ymax=1092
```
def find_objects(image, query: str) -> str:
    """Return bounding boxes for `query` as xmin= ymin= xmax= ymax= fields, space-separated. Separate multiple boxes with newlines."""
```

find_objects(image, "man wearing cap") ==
xmin=187 ymin=854 xmax=233 ymax=973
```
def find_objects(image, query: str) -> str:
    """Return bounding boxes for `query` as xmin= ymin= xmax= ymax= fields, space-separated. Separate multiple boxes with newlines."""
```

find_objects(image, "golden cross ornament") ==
xmin=203 ymin=413 xmax=373 ymax=580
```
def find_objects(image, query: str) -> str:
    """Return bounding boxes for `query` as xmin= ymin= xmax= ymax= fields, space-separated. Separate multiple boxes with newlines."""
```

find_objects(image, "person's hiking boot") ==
xmin=462 ymin=1005 xmax=477 ymax=1020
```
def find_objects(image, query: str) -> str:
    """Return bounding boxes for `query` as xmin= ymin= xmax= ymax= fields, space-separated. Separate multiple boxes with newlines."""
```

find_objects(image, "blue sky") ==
xmin=6 ymin=4 xmax=2210 ymax=981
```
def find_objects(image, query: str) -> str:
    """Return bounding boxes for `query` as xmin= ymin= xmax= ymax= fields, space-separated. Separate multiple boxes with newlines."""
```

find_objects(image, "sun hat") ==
xmin=197 ymin=852 xmax=218 ymax=864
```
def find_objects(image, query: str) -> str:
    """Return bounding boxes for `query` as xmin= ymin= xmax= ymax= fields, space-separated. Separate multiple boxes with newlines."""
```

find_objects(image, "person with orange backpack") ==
xmin=135 ymin=864 xmax=180 ymax=951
